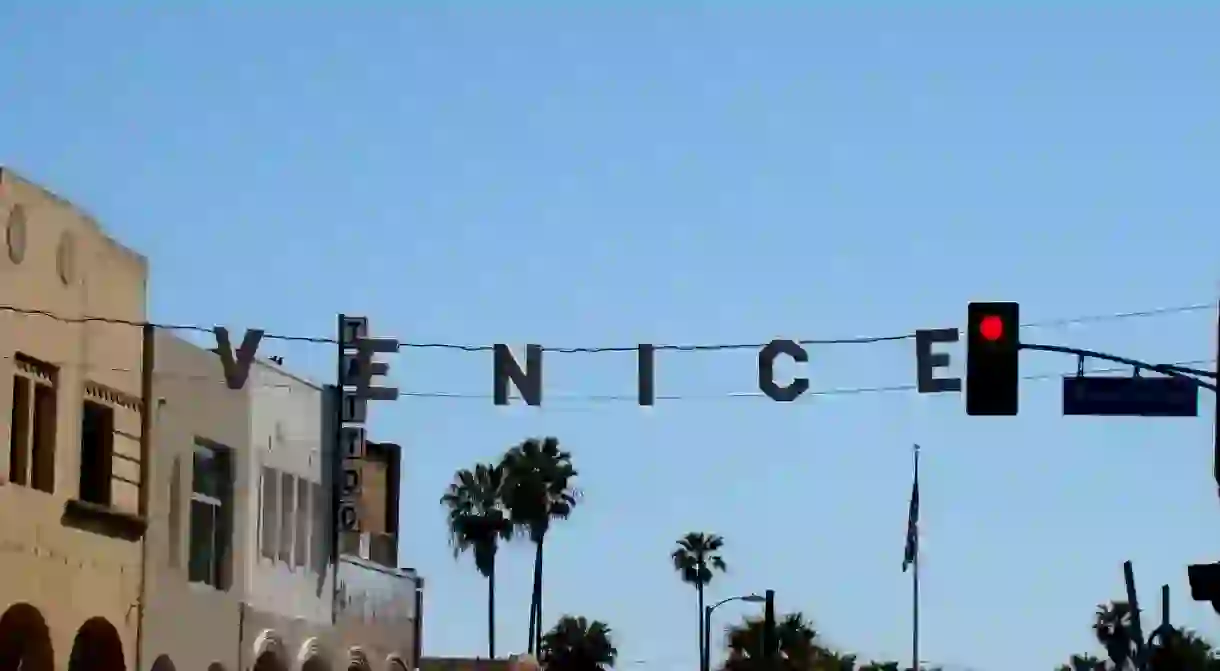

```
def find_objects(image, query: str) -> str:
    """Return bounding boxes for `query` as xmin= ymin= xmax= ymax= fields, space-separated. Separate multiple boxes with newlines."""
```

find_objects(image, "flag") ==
xmin=902 ymin=447 xmax=920 ymax=573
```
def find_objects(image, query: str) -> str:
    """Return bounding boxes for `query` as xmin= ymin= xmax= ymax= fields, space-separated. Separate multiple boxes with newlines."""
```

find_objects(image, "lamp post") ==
xmin=703 ymin=594 xmax=766 ymax=671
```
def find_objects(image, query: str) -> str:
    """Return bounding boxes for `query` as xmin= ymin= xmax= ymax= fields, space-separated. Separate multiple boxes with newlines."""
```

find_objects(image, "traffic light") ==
xmin=1188 ymin=563 xmax=1220 ymax=614
xmin=966 ymin=302 xmax=1020 ymax=416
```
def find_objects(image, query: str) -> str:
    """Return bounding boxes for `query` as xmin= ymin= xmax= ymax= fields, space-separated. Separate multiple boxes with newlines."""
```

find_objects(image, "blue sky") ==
xmin=4 ymin=4 xmax=1220 ymax=670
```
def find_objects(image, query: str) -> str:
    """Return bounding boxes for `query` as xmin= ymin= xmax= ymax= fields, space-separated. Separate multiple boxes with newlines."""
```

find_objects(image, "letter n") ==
xmin=493 ymin=344 xmax=543 ymax=406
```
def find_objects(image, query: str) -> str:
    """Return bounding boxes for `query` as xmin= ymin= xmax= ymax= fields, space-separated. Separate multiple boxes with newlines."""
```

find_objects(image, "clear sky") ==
xmin=4 ymin=4 xmax=1220 ymax=670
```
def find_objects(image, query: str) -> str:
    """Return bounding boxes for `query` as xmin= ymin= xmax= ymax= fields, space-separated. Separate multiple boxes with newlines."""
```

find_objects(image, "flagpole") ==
xmin=912 ymin=444 xmax=920 ymax=671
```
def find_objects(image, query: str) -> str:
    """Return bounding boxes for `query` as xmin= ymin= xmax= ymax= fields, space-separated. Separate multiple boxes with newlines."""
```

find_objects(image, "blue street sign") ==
xmin=1062 ymin=375 xmax=1199 ymax=417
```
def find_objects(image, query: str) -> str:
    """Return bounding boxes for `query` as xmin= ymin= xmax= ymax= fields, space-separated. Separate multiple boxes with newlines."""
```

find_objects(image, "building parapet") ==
xmin=336 ymin=555 xmax=419 ymax=625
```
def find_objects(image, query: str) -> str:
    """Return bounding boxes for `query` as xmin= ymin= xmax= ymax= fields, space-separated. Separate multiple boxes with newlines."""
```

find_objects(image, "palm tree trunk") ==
xmin=488 ymin=558 xmax=497 ymax=659
xmin=697 ymin=583 xmax=706 ymax=671
xmin=526 ymin=592 xmax=537 ymax=654
xmin=527 ymin=540 xmax=542 ymax=653
xmin=533 ymin=539 xmax=546 ymax=655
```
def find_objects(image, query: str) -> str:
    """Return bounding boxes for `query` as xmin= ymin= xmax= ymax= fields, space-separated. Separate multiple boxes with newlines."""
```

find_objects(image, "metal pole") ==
xmin=1213 ymin=299 xmax=1220 ymax=502
xmin=703 ymin=604 xmax=712 ymax=671
xmin=1019 ymin=343 xmax=1219 ymax=391
xmin=1162 ymin=584 xmax=1170 ymax=629
xmin=1124 ymin=561 xmax=1146 ymax=670
xmin=912 ymin=446 xmax=920 ymax=671
xmin=331 ymin=316 xmax=346 ymax=625
xmin=413 ymin=579 xmax=425 ymax=670
xmin=135 ymin=322 xmax=155 ymax=671
xmin=762 ymin=590 xmax=776 ymax=671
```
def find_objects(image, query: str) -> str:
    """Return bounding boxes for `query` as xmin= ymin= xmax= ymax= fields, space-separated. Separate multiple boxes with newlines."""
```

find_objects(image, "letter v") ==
xmin=214 ymin=327 xmax=265 ymax=390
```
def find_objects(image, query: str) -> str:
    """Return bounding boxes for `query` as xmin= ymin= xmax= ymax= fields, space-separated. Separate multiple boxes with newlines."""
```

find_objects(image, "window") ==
xmin=9 ymin=354 xmax=58 ymax=493
xmin=79 ymin=400 xmax=115 ymax=505
xmin=295 ymin=478 xmax=310 ymax=568
xmin=189 ymin=441 xmax=232 ymax=589
xmin=9 ymin=376 xmax=29 ymax=485
xmin=260 ymin=467 xmax=277 ymax=560
xmin=279 ymin=471 xmax=295 ymax=564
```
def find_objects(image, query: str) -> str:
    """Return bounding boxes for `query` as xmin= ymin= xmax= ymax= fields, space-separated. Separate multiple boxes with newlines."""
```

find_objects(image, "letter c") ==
xmin=758 ymin=339 xmax=810 ymax=402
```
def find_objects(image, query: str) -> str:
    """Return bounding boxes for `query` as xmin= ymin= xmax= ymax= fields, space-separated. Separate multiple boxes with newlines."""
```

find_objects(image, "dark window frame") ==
xmin=188 ymin=439 xmax=232 ymax=590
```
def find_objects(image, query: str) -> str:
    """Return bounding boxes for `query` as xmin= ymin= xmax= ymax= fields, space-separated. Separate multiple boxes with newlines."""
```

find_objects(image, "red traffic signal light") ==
xmin=966 ymin=302 xmax=1020 ymax=416
xmin=979 ymin=315 xmax=1005 ymax=342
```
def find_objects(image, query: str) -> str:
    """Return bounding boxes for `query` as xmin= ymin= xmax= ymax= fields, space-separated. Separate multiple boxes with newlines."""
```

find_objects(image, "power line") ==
xmin=0 ymin=302 xmax=1212 ymax=354
xmin=5 ymin=352 xmax=1213 ymax=403
xmin=383 ymin=358 xmax=1220 ymax=404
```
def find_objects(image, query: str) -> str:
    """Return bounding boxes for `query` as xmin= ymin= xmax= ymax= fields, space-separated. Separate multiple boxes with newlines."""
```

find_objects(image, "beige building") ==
xmin=0 ymin=168 xmax=151 ymax=671
xmin=1 ymin=169 xmax=424 ymax=671
xmin=139 ymin=331 xmax=248 ymax=671
xmin=144 ymin=340 xmax=423 ymax=671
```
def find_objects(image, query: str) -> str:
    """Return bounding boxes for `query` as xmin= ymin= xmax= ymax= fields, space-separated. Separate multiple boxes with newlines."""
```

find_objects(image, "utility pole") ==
xmin=135 ymin=323 xmax=155 ymax=671
xmin=762 ymin=590 xmax=776 ymax=671
xmin=1124 ymin=561 xmax=1147 ymax=671
xmin=1214 ymin=298 xmax=1220 ymax=503
xmin=1161 ymin=584 xmax=1170 ymax=629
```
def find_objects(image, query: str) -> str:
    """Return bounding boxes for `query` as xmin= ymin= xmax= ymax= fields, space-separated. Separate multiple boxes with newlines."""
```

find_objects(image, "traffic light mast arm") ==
xmin=1020 ymin=343 xmax=1219 ymax=392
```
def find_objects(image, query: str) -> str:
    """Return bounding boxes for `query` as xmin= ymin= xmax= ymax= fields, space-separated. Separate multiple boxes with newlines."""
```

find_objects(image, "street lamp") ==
xmin=703 ymin=594 xmax=766 ymax=671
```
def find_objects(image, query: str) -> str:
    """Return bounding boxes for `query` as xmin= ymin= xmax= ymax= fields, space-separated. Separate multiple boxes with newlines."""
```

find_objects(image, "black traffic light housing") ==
xmin=966 ymin=302 xmax=1020 ymax=416
xmin=1188 ymin=563 xmax=1220 ymax=614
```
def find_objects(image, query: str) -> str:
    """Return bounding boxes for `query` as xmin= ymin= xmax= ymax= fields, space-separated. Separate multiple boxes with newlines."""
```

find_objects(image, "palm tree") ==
xmin=1064 ymin=597 xmax=1220 ymax=670
xmin=540 ymin=615 xmax=618 ymax=671
xmin=671 ymin=532 xmax=728 ymax=671
xmin=1093 ymin=601 xmax=1137 ymax=669
xmin=500 ymin=437 xmax=579 ymax=654
xmin=811 ymin=651 xmax=857 ymax=671
xmin=1148 ymin=627 xmax=1220 ymax=670
xmin=722 ymin=611 xmax=826 ymax=671
xmin=440 ymin=462 xmax=514 ymax=658
xmin=1053 ymin=653 xmax=1105 ymax=671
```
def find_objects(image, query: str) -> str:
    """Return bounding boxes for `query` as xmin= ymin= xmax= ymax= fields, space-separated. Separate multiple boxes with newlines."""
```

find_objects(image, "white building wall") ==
xmin=242 ymin=359 xmax=334 ymax=624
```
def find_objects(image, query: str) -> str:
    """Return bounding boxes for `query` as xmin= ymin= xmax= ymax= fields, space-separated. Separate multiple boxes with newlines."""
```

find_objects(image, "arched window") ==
xmin=254 ymin=652 xmax=285 ymax=671
xmin=150 ymin=655 xmax=175 ymax=671
xmin=0 ymin=604 xmax=54 ymax=671
xmin=67 ymin=618 xmax=125 ymax=671
xmin=346 ymin=648 xmax=370 ymax=671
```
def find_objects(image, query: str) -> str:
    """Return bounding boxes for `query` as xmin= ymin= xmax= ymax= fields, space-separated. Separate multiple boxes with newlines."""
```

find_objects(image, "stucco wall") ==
xmin=334 ymin=558 xmax=418 ymax=671
xmin=139 ymin=332 xmax=251 ymax=671
xmin=241 ymin=606 xmax=338 ymax=671
xmin=0 ymin=168 xmax=147 ymax=671
xmin=244 ymin=362 xmax=332 ymax=625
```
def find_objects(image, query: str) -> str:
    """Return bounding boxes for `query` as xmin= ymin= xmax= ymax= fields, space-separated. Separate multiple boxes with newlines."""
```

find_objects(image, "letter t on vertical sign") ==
xmin=966 ymin=302 xmax=1020 ymax=416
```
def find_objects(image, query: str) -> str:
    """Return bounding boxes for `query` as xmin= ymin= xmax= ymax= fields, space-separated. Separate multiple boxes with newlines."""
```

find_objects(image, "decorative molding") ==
xmin=56 ymin=230 xmax=76 ymax=285
xmin=6 ymin=204 xmax=26 ymax=264
xmin=253 ymin=629 xmax=287 ymax=662
xmin=85 ymin=381 xmax=142 ymax=412
xmin=15 ymin=354 xmax=55 ymax=382
xmin=348 ymin=648 xmax=371 ymax=671
xmin=297 ymin=638 xmax=327 ymax=667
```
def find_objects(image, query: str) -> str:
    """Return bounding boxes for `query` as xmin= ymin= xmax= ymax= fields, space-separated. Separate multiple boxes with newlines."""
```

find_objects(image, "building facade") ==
xmin=1 ymin=169 xmax=424 ymax=671
xmin=0 ymin=168 xmax=150 ymax=671
xmin=241 ymin=360 xmax=337 ymax=671
xmin=143 ymin=345 xmax=423 ymax=671
xmin=139 ymin=331 xmax=248 ymax=671
xmin=333 ymin=437 xmax=416 ymax=671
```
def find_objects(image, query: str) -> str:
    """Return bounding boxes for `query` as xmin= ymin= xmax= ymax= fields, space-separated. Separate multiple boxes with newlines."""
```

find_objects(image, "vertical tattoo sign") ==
xmin=335 ymin=315 xmax=400 ymax=537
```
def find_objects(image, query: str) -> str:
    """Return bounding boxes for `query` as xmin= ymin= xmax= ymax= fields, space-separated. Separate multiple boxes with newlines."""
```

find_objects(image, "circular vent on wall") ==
xmin=6 ymin=205 xmax=26 ymax=264
xmin=57 ymin=231 xmax=76 ymax=285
